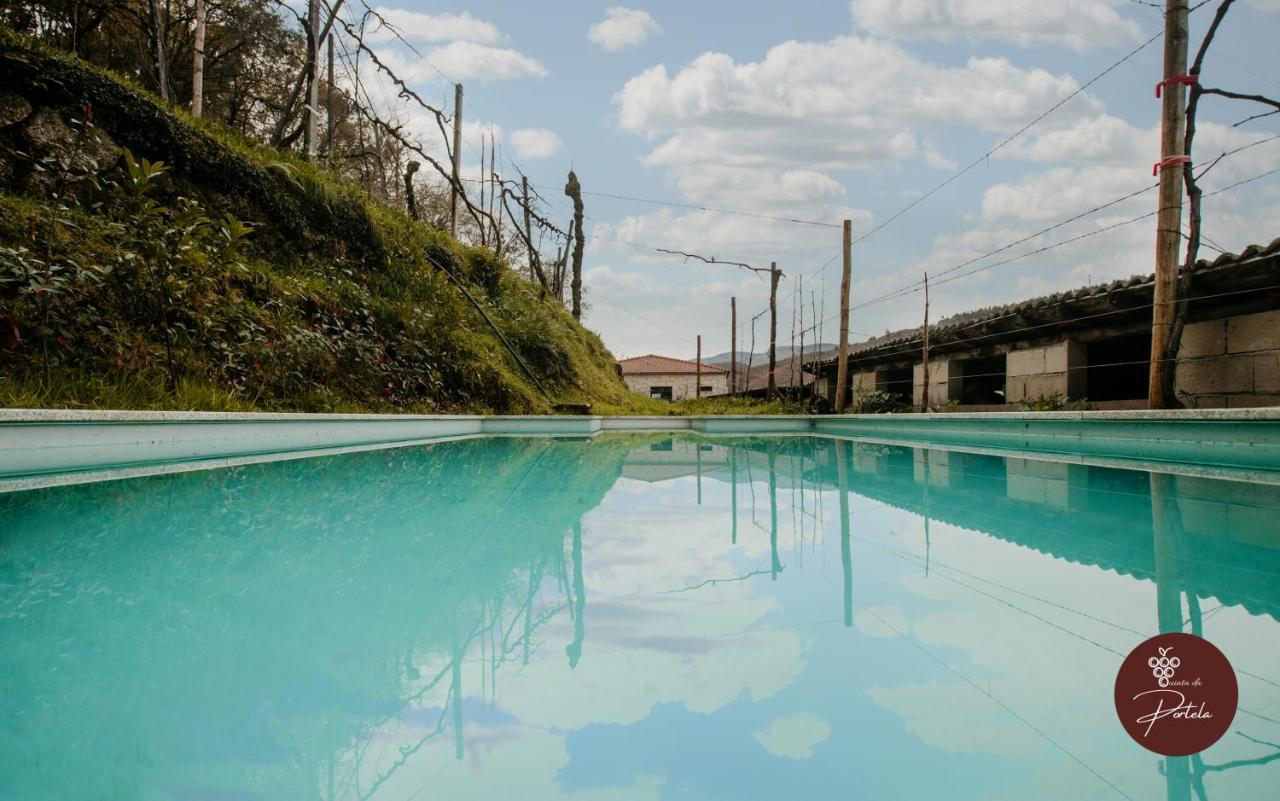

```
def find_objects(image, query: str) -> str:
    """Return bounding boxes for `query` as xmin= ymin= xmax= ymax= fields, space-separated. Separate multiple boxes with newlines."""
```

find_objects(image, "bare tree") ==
xmin=1160 ymin=0 xmax=1280 ymax=406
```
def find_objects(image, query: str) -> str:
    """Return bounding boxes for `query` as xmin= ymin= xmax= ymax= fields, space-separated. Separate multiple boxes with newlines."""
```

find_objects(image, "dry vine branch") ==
xmin=655 ymin=249 xmax=776 ymax=277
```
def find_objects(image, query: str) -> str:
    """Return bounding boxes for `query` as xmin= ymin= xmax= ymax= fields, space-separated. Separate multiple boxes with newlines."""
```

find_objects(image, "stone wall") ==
xmin=623 ymin=372 xmax=729 ymax=401
xmin=1175 ymin=309 xmax=1280 ymax=408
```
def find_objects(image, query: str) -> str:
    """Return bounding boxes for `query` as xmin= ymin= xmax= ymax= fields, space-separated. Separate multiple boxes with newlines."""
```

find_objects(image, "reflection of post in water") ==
xmin=697 ymin=444 xmax=703 ymax=505
xmin=450 ymin=614 xmax=464 ymax=761
xmin=768 ymin=442 xmax=781 ymax=581
xmin=565 ymin=521 xmax=586 ymax=669
xmin=731 ymin=446 xmax=739 ymax=545
xmin=836 ymin=440 xmax=852 ymax=627
xmin=922 ymin=449 xmax=931 ymax=578
xmin=1149 ymin=470 xmax=1190 ymax=801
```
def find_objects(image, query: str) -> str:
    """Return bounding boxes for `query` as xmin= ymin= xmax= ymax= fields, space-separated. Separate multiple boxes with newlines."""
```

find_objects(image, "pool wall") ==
xmin=2 ymin=408 xmax=1277 ymax=489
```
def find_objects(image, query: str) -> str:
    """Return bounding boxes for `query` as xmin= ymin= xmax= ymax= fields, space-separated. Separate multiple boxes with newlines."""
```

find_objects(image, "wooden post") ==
xmin=798 ymin=276 xmax=805 ymax=397
xmin=326 ymin=32 xmax=336 ymax=161
xmin=696 ymin=335 xmax=702 ymax=399
xmin=730 ymin=297 xmax=737 ymax=395
xmin=767 ymin=262 xmax=780 ymax=399
xmin=1148 ymin=0 xmax=1189 ymax=409
xmin=789 ymin=280 xmax=798 ymax=389
xmin=489 ymin=134 xmax=499 ymax=249
xmin=304 ymin=0 xmax=319 ymax=158
xmin=191 ymin=0 xmax=206 ymax=116
xmin=921 ymin=271 xmax=930 ymax=412
xmin=522 ymin=175 xmax=535 ymax=282
xmin=834 ymin=220 xmax=852 ymax=412
xmin=450 ymin=83 xmax=464 ymax=237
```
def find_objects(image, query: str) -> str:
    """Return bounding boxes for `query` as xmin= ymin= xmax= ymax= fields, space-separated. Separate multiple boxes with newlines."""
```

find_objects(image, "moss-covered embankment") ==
xmin=0 ymin=26 xmax=636 ymax=414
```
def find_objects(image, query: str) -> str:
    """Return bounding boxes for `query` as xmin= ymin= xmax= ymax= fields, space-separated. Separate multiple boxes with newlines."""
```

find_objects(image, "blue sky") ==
xmin=339 ymin=1 xmax=1280 ymax=359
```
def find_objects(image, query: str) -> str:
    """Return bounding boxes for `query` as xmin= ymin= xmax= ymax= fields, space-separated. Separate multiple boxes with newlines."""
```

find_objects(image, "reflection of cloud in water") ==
xmin=754 ymin=712 xmax=832 ymax=759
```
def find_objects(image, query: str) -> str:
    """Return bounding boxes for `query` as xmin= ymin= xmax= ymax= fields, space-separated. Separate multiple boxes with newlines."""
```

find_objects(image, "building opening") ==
xmin=1086 ymin=333 xmax=1150 ymax=401
xmin=876 ymin=365 xmax=913 ymax=400
xmin=953 ymin=355 xmax=1007 ymax=405
xmin=649 ymin=386 xmax=673 ymax=401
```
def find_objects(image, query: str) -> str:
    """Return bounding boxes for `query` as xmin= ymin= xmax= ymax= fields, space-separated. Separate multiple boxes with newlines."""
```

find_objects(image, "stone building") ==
xmin=815 ymin=237 xmax=1280 ymax=410
xmin=618 ymin=354 xmax=729 ymax=401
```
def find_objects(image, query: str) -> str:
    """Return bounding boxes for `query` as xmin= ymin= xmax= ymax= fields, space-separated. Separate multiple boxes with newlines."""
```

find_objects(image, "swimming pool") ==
xmin=2 ymin=433 xmax=1278 ymax=800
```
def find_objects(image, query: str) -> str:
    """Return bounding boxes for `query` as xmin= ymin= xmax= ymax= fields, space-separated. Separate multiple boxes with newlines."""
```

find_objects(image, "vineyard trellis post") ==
xmin=696 ymin=335 xmax=703 ymax=399
xmin=730 ymin=297 xmax=737 ymax=395
xmin=450 ymin=83 xmax=464 ymax=237
xmin=921 ymin=272 xmax=931 ymax=411
xmin=768 ymin=262 xmax=780 ymax=399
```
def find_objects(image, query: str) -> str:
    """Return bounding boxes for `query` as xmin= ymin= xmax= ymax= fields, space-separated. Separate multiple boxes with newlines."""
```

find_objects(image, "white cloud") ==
xmin=615 ymin=37 xmax=1093 ymax=174
xmin=425 ymin=41 xmax=547 ymax=82
xmin=370 ymin=7 xmax=505 ymax=45
xmin=588 ymin=7 xmax=663 ymax=52
xmin=753 ymin=713 xmax=832 ymax=760
xmin=510 ymin=128 xmax=563 ymax=160
xmin=850 ymin=0 xmax=1144 ymax=52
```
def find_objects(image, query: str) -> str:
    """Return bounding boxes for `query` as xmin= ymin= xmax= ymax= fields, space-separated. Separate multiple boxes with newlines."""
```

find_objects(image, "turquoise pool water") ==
xmin=2 ymin=434 xmax=1279 ymax=800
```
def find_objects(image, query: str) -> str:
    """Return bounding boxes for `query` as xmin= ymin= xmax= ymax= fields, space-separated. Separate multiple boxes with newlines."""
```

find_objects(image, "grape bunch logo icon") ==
xmin=1148 ymin=647 xmax=1180 ymax=688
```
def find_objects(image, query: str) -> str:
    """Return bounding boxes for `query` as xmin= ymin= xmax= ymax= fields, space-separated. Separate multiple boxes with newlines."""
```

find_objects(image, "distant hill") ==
xmin=705 ymin=344 xmax=836 ymax=367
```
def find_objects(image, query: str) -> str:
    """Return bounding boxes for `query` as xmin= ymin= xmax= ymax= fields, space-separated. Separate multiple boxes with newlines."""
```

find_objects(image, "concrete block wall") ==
xmin=913 ymin=360 xmax=951 ymax=408
xmin=1005 ymin=341 xmax=1086 ymax=403
xmin=1175 ymin=309 xmax=1280 ymax=408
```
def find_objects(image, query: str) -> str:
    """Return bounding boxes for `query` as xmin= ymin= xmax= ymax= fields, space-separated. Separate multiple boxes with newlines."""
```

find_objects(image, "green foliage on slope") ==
xmin=0 ymin=26 xmax=636 ymax=414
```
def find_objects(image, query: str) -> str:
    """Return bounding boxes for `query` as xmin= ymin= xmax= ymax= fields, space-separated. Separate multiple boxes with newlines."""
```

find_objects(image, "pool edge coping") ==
xmin=3 ymin=408 xmax=1278 ymax=492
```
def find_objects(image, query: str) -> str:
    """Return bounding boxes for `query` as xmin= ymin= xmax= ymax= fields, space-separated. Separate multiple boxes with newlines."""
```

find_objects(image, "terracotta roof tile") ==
xmin=617 ymin=354 xmax=729 ymax=375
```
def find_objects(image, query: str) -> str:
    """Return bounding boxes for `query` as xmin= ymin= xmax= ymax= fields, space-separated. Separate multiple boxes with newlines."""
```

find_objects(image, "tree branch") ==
xmin=655 ymin=249 xmax=775 ymax=276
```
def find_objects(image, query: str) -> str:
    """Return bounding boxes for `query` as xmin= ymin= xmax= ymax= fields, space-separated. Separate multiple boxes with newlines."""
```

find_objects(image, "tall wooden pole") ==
xmin=450 ymin=83 xmax=464 ymax=237
xmin=696 ymin=335 xmax=702 ymax=399
xmin=730 ymin=297 xmax=737 ymax=395
xmin=304 ymin=0 xmax=319 ymax=158
xmin=522 ymin=175 xmax=535 ymax=281
xmin=768 ymin=262 xmax=780 ymax=399
xmin=1148 ymin=0 xmax=1189 ymax=409
xmin=191 ymin=0 xmax=206 ymax=116
xmin=798 ymin=276 xmax=805 ymax=396
xmin=921 ymin=272 xmax=931 ymax=411
xmin=834 ymin=220 xmax=852 ymax=412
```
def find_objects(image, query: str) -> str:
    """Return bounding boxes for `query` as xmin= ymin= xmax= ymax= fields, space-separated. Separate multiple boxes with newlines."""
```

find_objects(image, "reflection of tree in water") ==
xmin=0 ymin=435 xmax=626 ymax=801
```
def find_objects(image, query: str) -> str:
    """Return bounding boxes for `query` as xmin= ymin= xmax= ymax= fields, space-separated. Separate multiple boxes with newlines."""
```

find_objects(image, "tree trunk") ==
xmin=147 ymin=0 xmax=171 ymax=103
xmin=191 ymin=0 xmax=206 ymax=116
xmin=565 ymin=171 xmax=585 ymax=319
xmin=303 ymin=0 xmax=320 ymax=159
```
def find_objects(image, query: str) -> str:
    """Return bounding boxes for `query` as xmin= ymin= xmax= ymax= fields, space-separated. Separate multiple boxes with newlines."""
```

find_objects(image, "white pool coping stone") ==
xmin=2 ymin=407 xmax=1277 ymax=491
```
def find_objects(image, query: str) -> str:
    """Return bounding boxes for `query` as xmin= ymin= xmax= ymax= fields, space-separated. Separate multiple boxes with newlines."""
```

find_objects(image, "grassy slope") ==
xmin=1 ymin=27 xmax=738 ymax=415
